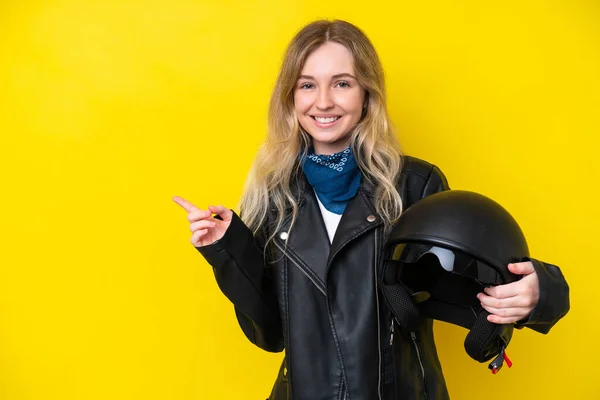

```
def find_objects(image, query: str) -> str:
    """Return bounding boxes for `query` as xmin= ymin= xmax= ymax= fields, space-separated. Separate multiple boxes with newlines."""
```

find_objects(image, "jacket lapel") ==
xmin=327 ymin=184 xmax=383 ymax=269
xmin=275 ymin=175 xmax=331 ymax=293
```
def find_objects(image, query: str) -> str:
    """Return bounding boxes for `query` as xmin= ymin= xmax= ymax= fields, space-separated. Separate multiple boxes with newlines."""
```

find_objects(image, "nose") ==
xmin=316 ymin=87 xmax=335 ymax=110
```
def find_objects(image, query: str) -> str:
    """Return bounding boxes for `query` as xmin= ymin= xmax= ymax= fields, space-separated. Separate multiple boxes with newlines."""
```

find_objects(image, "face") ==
xmin=294 ymin=41 xmax=366 ymax=155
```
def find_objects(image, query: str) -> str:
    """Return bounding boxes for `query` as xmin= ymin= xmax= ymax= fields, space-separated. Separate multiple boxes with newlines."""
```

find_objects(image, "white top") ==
xmin=315 ymin=193 xmax=343 ymax=243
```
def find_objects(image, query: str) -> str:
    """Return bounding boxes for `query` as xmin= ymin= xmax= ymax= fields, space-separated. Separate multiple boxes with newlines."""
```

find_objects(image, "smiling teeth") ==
xmin=314 ymin=116 xmax=339 ymax=123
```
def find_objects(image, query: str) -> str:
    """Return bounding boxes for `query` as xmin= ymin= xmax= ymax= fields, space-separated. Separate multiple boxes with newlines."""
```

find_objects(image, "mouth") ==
xmin=311 ymin=115 xmax=342 ymax=126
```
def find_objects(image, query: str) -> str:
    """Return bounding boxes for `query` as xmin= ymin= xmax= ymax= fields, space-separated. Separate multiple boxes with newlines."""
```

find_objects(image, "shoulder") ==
xmin=398 ymin=155 xmax=451 ymax=208
xmin=400 ymin=155 xmax=438 ymax=180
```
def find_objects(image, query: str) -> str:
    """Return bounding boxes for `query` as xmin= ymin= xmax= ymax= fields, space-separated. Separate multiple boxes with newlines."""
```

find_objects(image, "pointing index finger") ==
xmin=173 ymin=196 xmax=199 ymax=213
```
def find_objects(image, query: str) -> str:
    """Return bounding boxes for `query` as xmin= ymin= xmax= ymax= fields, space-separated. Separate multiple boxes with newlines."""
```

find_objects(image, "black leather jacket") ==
xmin=197 ymin=156 xmax=570 ymax=400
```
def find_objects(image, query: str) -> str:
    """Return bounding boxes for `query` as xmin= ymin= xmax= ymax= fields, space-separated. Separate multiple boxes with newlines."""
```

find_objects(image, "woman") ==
xmin=174 ymin=20 xmax=569 ymax=400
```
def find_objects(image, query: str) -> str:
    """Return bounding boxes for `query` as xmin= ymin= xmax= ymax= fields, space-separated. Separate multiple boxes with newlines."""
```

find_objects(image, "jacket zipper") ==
xmin=273 ymin=240 xmax=326 ymax=296
xmin=410 ymin=331 xmax=428 ymax=399
xmin=374 ymin=230 xmax=383 ymax=400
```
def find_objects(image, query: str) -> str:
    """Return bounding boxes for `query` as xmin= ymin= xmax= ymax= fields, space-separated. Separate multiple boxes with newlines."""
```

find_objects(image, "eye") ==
xmin=300 ymin=82 xmax=315 ymax=90
xmin=336 ymin=81 xmax=351 ymax=88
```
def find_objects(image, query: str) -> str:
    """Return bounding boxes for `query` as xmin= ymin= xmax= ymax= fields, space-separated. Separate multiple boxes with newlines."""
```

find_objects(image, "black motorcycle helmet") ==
xmin=382 ymin=190 xmax=528 ymax=373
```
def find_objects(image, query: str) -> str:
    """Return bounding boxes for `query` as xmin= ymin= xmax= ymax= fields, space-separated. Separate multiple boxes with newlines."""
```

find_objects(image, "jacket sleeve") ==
xmin=196 ymin=211 xmax=284 ymax=353
xmin=514 ymin=257 xmax=570 ymax=334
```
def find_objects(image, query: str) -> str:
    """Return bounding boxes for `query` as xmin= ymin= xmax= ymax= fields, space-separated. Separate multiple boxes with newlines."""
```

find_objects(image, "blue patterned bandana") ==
xmin=300 ymin=146 xmax=361 ymax=215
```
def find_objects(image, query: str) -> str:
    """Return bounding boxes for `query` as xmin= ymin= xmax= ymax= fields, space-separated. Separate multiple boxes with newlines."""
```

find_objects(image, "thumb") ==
xmin=208 ymin=205 xmax=233 ymax=220
xmin=508 ymin=261 xmax=535 ymax=276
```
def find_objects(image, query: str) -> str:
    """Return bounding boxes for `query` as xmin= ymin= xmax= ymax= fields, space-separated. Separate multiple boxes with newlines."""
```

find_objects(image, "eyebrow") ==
xmin=298 ymin=73 xmax=357 ymax=80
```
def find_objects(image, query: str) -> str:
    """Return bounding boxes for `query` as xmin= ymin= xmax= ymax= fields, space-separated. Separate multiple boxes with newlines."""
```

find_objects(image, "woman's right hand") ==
xmin=173 ymin=196 xmax=233 ymax=247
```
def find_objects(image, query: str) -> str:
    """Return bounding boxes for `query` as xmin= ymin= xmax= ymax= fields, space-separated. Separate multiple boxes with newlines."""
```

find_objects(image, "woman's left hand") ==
xmin=477 ymin=261 xmax=540 ymax=324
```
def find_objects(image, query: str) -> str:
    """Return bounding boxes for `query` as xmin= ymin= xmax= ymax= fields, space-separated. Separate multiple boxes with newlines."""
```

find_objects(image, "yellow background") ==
xmin=0 ymin=1 xmax=597 ymax=399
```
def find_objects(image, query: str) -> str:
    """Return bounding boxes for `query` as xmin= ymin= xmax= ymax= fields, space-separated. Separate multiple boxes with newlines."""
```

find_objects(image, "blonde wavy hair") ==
xmin=239 ymin=19 xmax=404 ymax=239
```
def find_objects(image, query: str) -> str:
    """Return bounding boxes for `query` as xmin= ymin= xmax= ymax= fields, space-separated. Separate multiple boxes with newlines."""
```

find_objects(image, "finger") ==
xmin=508 ymin=261 xmax=535 ymax=275
xmin=208 ymin=205 xmax=233 ymax=220
xmin=477 ymin=292 xmax=528 ymax=308
xmin=485 ymin=311 xmax=529 ymax=325
xmin=483 ymin=281 xmax=521 ymax=299
xmin=190 ymin=229 xmax=208 ymax=245
xmin=187 ymin=209 xmax=213 ymax=223
xmin=481 ymin=304 xmax=531 ymax=320
xmin=190 ymin=220 xmax=217 ymax=232
xmin=173 ymin=196 xmax=199 ymax=213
